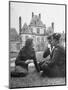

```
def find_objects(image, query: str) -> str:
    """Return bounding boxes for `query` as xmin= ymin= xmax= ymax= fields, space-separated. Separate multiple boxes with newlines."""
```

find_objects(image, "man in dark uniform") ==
xmin=39 ymin=33 xmax=66 ymax=77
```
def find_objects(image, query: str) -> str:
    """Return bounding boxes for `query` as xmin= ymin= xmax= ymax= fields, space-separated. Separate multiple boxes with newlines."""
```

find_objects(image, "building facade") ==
xmin=19 ymin=12 xmax=54 ymax=51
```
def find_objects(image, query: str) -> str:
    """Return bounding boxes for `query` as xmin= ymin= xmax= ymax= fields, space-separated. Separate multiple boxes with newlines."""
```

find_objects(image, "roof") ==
xmin=29 ymin=14 xmax=45 ymax=27
xmin=20 ymin=13 xmax=53 ymax=36
xmin=21 ymin=23 xmax=32 ymax=34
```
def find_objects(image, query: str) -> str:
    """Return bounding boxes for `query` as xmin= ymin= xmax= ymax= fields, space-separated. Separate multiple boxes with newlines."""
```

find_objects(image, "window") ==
xmin=35 ymin=21 xmax=36 ymax=25
xmin=37 ymin=28 xmax=40 ymax=34
xmin=31 ymin=28 xmax=33 ymax=33
xmin=37 ymin=37 xmax=40 ymax=43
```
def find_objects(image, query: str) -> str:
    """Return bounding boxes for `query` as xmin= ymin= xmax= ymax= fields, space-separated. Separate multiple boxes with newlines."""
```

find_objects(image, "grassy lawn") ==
xmin=10 ymin=70 xmax=65 ymax=88
xmin=9 ymin=51 xmax=66 ymax=88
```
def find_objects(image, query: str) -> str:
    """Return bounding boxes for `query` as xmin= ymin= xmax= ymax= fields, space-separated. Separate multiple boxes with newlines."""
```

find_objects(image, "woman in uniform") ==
xmin=11 ymin=38 xmax=40 ymax=77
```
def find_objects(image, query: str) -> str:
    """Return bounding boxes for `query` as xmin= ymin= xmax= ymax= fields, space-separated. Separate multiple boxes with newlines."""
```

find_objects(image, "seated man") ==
xmin=39 ymin=33 xmax=66 ymax=77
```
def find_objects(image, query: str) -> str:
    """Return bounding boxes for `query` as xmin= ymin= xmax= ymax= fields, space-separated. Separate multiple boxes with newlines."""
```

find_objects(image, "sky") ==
xmin=10 ymin=2 xmax=65 ymax=34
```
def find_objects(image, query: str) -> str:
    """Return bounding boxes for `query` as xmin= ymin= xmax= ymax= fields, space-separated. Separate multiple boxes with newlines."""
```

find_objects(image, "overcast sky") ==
xmin=10 ymin=2 xmax=65 ymax=33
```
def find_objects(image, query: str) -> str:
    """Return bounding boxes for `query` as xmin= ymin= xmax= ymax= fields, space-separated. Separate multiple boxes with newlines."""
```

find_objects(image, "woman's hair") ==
xmin=25 ymin=38 xmax=33 ymax=48
xmin=47 ymin=35 xmax=52 ymax=43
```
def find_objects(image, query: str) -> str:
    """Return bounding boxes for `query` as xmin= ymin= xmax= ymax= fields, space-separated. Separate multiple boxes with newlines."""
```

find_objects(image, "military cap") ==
xmin=52 ymin=33 xmax=61 ymax=40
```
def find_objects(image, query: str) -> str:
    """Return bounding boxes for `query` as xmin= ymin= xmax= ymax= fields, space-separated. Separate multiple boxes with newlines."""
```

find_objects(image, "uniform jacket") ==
xmin=43 ymin=44 xmax=65 ymax=77
xmin=15 ymin=46 xmax=40 ymax=72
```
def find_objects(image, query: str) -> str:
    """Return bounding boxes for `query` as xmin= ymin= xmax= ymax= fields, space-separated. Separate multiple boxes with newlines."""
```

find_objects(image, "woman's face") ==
xmin=51 ymin=40 xmax=54 ymax=46
xmin=48 ymin=39 xmax=52 ymax=44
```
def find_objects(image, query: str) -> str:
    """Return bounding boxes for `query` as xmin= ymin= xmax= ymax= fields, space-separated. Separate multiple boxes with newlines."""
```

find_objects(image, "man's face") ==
xmin=51 ymin=38 xmax=57 ymax=46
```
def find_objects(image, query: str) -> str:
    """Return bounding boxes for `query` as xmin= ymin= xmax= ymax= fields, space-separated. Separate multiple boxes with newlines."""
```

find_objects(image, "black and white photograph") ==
xmin=9 ymin=1 xmax=66 ymax=89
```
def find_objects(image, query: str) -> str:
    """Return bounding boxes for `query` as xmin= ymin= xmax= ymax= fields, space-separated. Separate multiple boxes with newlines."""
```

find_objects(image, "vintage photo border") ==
xmin=9 ymin=1 xmax=67 ymax=88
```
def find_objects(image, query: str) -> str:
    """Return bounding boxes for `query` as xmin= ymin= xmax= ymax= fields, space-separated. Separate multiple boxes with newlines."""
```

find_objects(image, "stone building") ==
xmin=19 ymin=12 xmax=54 ymax=51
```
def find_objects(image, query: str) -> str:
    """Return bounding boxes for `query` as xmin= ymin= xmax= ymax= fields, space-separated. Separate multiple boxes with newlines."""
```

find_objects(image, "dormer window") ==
xmin=35 ymin=21 xmax=36 ymax=25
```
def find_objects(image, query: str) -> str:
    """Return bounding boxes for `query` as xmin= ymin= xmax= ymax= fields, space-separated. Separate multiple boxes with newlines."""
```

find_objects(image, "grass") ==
xmin=10 ymin=70 xmax=65 ymax=88
xmin=9 ymin=51 xmax=66 ymax=88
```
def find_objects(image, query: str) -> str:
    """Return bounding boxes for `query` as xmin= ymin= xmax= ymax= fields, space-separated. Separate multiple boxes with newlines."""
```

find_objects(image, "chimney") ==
xmin=19 ymin=16 xmax=22 ymax=35
xmin=32 ymin=12 xmax=34 ymax=18
xmin=39 ymin=13 xmax=41 ymax=19
xmin=51 ymin=22 xmax=54 ymax=31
